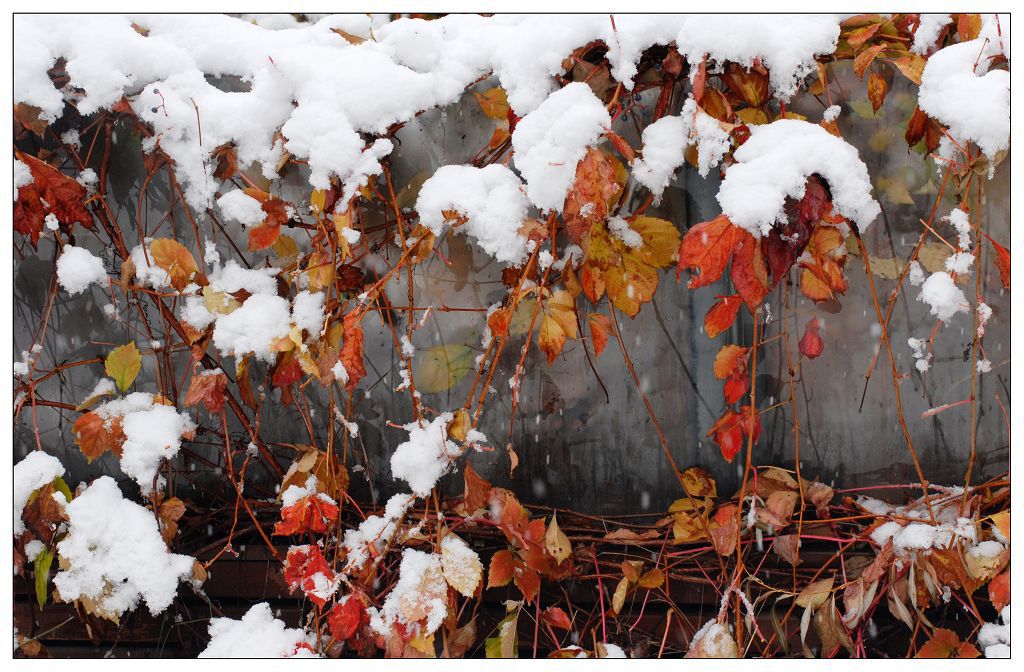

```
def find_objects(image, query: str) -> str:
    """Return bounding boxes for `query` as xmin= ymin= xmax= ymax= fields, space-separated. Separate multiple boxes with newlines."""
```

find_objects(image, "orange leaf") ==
xmin=73 ymin=411 xmax=126 ymax=461
xmin=867 ymin=71 xmax=888 ymax=113
xmin=537 ymin=289 xmax=578 ymax=365
xmin=248 ymin=221 xmax=282 ymax=251
xmin=916 ymin=628 xmax=981 ymax=659
xmin=853 ymin=44 xmax=886 ymax=79
xmin=588 ymin=313 xmax=613 ymax=357
xmin=149 ymin=238 xmax=199 ymax=291
xmin=273 ymin=495 xmax=339 ymax=536
xmin=541 ymin=606 xmax=572 ymax=631
xmin=339 ymin=312 xmax=366 ymax=392
xmin=704 ymin=295 xmax=741 ymax=339
xmin=707 ymin=410 xmax=744 ymax=463
xmin=730 ymin=232 xmax=771 ymax=311
xmin=988 ymin=571 xmax=1010 ymax=612
xmin=562 ymin=148 xmax=623 ymax=244
xmin=184 ymin=370 xmax=228 ymax=415
xmin=488 ymin=549 xmax=515 ymax=588
xmin=514 ymin=565 xmax=541 ymax=604
xmin=678 ymin=214 xmax=743 ymax=289
xmin=713 ymin=344 xmax=750 ymax=379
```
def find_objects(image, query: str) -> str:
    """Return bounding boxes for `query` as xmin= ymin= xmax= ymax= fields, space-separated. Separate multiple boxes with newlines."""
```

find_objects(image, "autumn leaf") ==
xmin=73 ymin=411 xmax=126 ymax=461
xmin=488 ymin=549 xmax=515 ymax=588
xmin=730 ymin=232 xmax=771 ymax=310
xmin=680 ymin=466 xmax=717 ymax=499
xmin=799 ymin=318 xmax=824 ymax=359
xmin=329 ymin=597 xmax=368 ymax=642
xmin=916 ymin=628 xmax=981 ymax=659
xmin=989 ymin=238 xmax=1010 ymax=288
xmin=441 ymin=534 xmax=483 ymax=597
xmin=853 ymin=43 xmax=886 ymax=79
xmin=273 ymin=494 xmax=339 ymax=536
xmin=184 ymin=370 xmax=228 ymax=415
xmin=867 ymin=70 xmax=888 ymax=113
xmin=706 ymin=410 xmax=744 ymax=463
xmin=612 ymin=576 xmax=629 ymax=614
xmin=704 ymin=294 xmax=742 ymax=339
xmin=243 ymin=187 xmax=291 ymax=251
xmin=283 ymin=545 xmax=335 ymax=607
xmin=248 ymin=221 xmax=282 ymax=251
xmin=474 ymin=87 xmax=510 ymax=120
xmin=563 ymin=148 xmax=624 ymax=244
xmin=541 ymin=606 xmax=572 ymax=631
xmin=463 ymin=463 xmax=493 ymax=514
xmin=14 ymin=151 xmax=94 ymax=247
xmin=587 ymin=313 xmax=612 ymax=357
xmin=538 ymin=289 xmax=578 ymax=364
xmin=713 ymin=344 xmax=750 ymax=380
xmin=414 ymin=344 xmax=475 ymax=393
xmin=149 ymin=238 xmax=199 ymax=291
xmin=677 ymin=214 xmax=743 ymax=289
xmin=544 ymin=514 xmax=572 ymax=565
xmin=105 ymin=342 xmax=142 ymax=392
xmin=339 ymin=311 xmax=366 ymax=392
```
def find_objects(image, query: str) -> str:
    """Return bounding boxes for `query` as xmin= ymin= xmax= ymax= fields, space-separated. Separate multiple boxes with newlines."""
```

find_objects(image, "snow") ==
xmin=130 ymin=240 xmax=172 ymax=290
xmin=390 ymin=412 xmax=463 ymax=496
xmin=918 ymin=33 xmax=1009 ymax=161
xmin=14 ymin=451 xmax=65 ymax=535
xmin=88 ymin=393 xmax=196 ymax=492
xmin=25 ymin=539 xmax=46 ymax=562
xmin=822 ymin=104 xmax=841 ymax=122
xmin=416 ymin=164 xmax=532 ymax=265
xmin=607 ymin=216 xmax=643 ymax=249
xmin=633 ymin=98 xmax=731 ymax=195
xmin=687 ymin=620 xmax=736 ymax=658
xmin=212 ymin=293 xmax=291 ymax=362
xmin=439 ymin=534 xmax=482 ymax=597
xmin=978 ymin=605 xmax=1010 ymax=659
xmin=280 ymin=474 xmax=336 ymax=508
xmin=369 ymin=548 xmax=447 ymax=637
xmin=674 ymin=15 xmax=841 ymax=101
xmin=15 ymin=14 xmax=848 ymax=212
xmin=53 ymin=476 xmax=194 ymax=619
xmin=599 ymin=643 xmax=628 ymax=658
xmin=342 ymin=492 xmax=413 ymax=569
xmin=861 ymin=489 xmax=984 ymax=558
xmin=56 ymin=245 xmax=107 ymax=295
xmin=291 ymin=290 xmax=325 ymax=335
xmin=907 ymin=260 xmax=926 ymax=286
xmin=217 ymin=189 xmax=265 ymax=227
xmin=716 ymin=119 xmax=880 ymax=237
xmin=511 ymin=82 xmax=611 ymax=212
xmin=944 ymin=251 xmax=975 ymax=275
xmin=912 ymin=15 xmax=952 ymax=55
xmin=119 ymin=402 xmax=196 ymax=492
xmin=14 ymin=158 xmax=32 ymax=196
xmin=918 ymin=271 xmax=969 ymax=323
xmin=907 ymin=337 xmax=932 ymax=373
xmin=208 ymin=259 xmax=280 ymax=296
xmin=199 ymin=602 xmax=317 ymax=658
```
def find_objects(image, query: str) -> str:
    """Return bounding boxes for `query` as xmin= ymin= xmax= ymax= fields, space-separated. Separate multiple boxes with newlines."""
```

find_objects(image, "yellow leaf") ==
xmin=474 ymin=87 xmax=510 ymax=121
xmin=545 ymin=514 xmax=572 ymax=565
xmin=441 ymin=534 xmax=483 ymax=598
xmin=796 ymin=577 xmax=834 ymax=610
xmin=611 ymin=577 xmax=629 ymax=614
xmin=537 ymin=289 xmax=578 ymax=364
xmin=680 ymin=466 xmax=717 ymax=499
xmin=105 ymin=342 xmax=141 ymax=392
xmin=413 ymin=344 xmax=475 ymax=394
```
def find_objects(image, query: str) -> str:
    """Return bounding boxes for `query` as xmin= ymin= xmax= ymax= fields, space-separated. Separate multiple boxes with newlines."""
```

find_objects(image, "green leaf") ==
xmin=51 ymin=476 xmax=73 ymax=503
xmin=105 ymin=342 xmax=141 ymax=392
xmin=485 ymin=611 xmax=518 ymax=658
xmin=34 ymin=547 xmax=54 ymax=608
xmin=413 ymin=344 xmax=475 ymax=394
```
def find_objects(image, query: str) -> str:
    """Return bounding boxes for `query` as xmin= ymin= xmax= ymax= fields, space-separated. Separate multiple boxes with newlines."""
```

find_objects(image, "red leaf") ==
xmin=990 ymin=239 xmax=1010 ymax=288
xmin=707 ymin=410 xmax=744 ymax=463
xmin=73 ymin=411 xmax=126 ymax=461
xmin=273 ymin=495 xmax=339 ymax=536
xmin=248 ymin=221 xmax=282 ymax=251
xmin=731 ymin=231 xmax=771 ymax=311
xmin=272 ymin=352 xmax=303 ymax=388
xmin=339 ymin=311 xmax=366 ymax=392
xmin=588 ymin=313 xmax=613 ymax=356
xmin=283 ymin=544 xmax=335 ymax=607
xmin=514 ymin=564 xmax=541 ymax=604
xmin=704 ymin=295 xmax=742 ymax=339
xmin=799 ymin=318 xmax=824 ymax=359
xmin=183 ymin=370 xmax=228 ymax=415
xmin=329 ymin=598 xmax=368 ymax=642
xmin=488 ymin=549 xmax=515 ymax=588
xmin=713 ymin=344 xmax=750 ymax=379
xmin=723 ymin=368 xmax=750 ymax=404
xmin=989 ymin=571 xmax=1010 ymax=612
xmin=677 ymin=214 xmax=744 ymax=288
xmin=15 ymin=151 xmax=94 ymax=246
xmin=542 ymin=606 xmax=573 ymax=631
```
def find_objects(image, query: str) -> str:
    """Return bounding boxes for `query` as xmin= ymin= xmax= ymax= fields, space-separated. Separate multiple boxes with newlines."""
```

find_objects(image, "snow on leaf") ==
xmin=441 ymin=534 xmax=483 ymax=598
xmin=184 ymin=369 xmax=228 ymax=415
xmin=14 ymin=151 xmax=93 ymax=247
xmin=105 ymin=342 xmax=142 ymax=392
xmin=73 ymin=411 xmax=126 ymax=461
xmin=149 ymin=238 xmax=199 ymax=291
